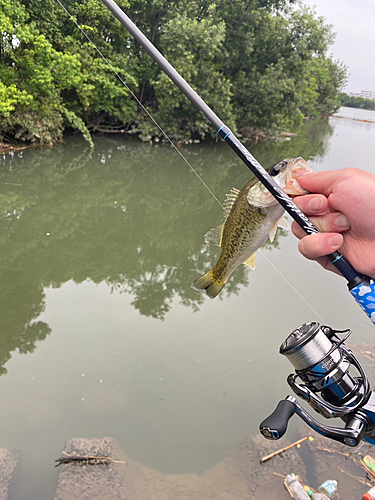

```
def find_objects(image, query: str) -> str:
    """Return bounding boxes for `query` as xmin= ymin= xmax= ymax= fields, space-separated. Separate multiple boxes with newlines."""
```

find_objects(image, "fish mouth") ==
xmin=282 ymin=157 xmax=312 ymax=196
xmin=247 ymin=156 xmax=312 ymax=208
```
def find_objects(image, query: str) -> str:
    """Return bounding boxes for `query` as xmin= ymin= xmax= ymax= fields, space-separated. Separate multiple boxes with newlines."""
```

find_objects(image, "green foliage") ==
xmin=0 ymin=82 xmax=33 ymax=116
xmin=312 ymin=57 xmax=348 ymax=116
xmin=63 ymin=108 xmax=94 ymax=146
xmin=0 ymin=0 xmax=347 ymax=144
xmin=0 ymin=0 xmax=91 ymax=143
xmin=153 ymin=7 xmax=235 ymax=140
xmin=339 ymin=92 xmax=375 ymax=111
xmin=220 ymin=2 xmax=346 ymax=133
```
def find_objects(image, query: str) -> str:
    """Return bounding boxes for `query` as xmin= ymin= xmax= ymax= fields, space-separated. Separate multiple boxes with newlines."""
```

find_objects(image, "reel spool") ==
xmin=260 ymin=322 xmax=375 ymax=447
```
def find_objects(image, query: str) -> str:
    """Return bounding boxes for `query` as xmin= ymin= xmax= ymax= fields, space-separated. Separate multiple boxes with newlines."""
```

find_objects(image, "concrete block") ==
xmin=0 ymin=448 xmax=21 ymax=500
xmin=54 ymin=437 xmax=127 ymax=500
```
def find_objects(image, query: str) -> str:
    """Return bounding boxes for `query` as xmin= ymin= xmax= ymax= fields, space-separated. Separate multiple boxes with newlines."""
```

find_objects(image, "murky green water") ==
xmin=1 ymin=108 xmax=375 ymax=499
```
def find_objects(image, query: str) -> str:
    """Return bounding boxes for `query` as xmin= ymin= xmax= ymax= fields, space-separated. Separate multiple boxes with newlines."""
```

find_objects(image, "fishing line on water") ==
xmin=54 ymin=0 xmax=223 ymax=208
xmin=54 ymin=0 xmax=326 ymax=321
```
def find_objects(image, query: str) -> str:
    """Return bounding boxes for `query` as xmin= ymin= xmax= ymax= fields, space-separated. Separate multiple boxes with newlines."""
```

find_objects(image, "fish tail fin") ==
xmin=191 ymin=270 xmax=226 ymax=299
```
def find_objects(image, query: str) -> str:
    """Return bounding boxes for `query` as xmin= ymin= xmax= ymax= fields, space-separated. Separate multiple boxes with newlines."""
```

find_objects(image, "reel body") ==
xmin=260 ymin=322 xmax=375 ymax=446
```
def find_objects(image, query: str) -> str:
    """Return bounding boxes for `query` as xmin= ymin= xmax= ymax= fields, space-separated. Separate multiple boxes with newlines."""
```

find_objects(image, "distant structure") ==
xmin=359 ymin=90 xmax=375 ymax=101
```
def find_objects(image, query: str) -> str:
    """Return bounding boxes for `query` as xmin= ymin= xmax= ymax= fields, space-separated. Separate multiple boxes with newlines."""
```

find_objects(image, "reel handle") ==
xmin=260 ymin=396 xmax=370 ymax=446
xmin=259 ymin=399 xmax=295 ymax=440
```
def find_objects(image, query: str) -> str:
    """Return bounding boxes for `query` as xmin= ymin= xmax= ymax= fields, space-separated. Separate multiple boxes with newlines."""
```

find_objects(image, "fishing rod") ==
xmin=100 ymin=0 xmax=375 ymax=325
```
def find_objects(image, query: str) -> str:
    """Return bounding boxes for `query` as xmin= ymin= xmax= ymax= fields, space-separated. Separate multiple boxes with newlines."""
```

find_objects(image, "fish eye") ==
xmin=269 ymin=164 xmax=281 ymax=176
xmin=269 ymin=160 xmax=287 ymax=177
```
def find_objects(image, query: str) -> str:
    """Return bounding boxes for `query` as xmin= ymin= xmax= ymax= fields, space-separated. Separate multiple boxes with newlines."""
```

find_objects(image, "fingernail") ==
xmin=329 ymin=234 xmax=343 ymax=247
xmin=308 ymin=197 xmax=323 ymax=211
xmin=334 ymin=214 xmax=350 ymax=228
xmin=293 ymin=168 xmax=308 ymax=178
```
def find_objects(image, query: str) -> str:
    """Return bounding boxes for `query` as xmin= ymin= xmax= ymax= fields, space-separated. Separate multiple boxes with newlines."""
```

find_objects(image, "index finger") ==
xmin=292 ymin=193 xmax=329 ymax=215
xmin=296 ymin=170 xmax=353 ymax=196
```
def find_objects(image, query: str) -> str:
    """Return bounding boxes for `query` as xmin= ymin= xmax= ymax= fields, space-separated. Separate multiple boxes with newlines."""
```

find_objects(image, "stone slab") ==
xmin=54 ymin=435 xmax=307 ymax=500
xmin=0 ymin=448 xmax=21 ymax=500
xmin=56 ymin=433 xmax=373 ymax=499
xmin=54 ymin=437 xmax=127 ymax=500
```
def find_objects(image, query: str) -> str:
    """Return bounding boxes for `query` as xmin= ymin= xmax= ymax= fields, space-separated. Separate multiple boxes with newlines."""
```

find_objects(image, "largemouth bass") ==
xmin=191 ymin=157 xmax=312 ymax=298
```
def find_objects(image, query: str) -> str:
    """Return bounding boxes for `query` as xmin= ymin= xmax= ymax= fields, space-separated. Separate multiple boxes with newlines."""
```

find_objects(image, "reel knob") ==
xmin=259 ymin=399 xmax=295 ymax=440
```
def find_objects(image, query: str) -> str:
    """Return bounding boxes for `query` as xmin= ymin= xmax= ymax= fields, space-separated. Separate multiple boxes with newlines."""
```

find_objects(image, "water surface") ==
xmin=1 ymin=107 xmax=375 ymax=499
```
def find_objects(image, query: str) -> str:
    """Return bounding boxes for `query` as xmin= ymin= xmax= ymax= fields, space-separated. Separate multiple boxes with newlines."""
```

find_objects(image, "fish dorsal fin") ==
xmin=243 ymin=251 xmax=256 ymax=270
xmin=204 ymin=224 xmax=224 ymax=247
xmin=277 ymin=216 xmax=290 ymax=231
xmin=223 ymin=188 xmax=240 ymax=220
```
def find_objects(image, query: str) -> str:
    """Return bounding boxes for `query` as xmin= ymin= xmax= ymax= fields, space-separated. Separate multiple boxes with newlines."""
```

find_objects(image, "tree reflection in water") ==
xmin=0 ymin=118 xmax=332 ymax=374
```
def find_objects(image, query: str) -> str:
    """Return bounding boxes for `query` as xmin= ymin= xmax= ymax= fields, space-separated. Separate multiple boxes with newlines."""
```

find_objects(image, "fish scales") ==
xmin=191 ymin=157 xmax=312 ymax=299
xmin=213 ymin=189 xmax=270 ymax=278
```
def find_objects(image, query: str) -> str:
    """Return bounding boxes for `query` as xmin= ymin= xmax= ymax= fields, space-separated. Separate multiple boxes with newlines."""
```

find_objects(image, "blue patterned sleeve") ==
xmin=350 ymin=280 xmax=375 ymax=325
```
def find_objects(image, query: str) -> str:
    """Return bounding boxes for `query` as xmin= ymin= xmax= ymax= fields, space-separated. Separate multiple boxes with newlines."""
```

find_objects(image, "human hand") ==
xmin=291 ymin=167 xmax=375 ymax=280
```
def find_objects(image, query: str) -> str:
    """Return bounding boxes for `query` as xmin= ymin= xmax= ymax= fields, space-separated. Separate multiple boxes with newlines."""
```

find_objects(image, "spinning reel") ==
xmin=260 ymin=322 xmax=375 ymax=446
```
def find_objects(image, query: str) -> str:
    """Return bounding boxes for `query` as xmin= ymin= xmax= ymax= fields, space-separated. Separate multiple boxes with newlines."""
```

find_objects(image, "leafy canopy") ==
xmin=0 ymin=0 xmax=347 ymax=144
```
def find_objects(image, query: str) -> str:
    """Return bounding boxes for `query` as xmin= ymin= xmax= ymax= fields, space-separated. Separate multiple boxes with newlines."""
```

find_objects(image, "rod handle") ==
xmin=349 ymin=279 xmax=375 ymax=326
xmin=259 ymin=399 xmax=295 ymax=440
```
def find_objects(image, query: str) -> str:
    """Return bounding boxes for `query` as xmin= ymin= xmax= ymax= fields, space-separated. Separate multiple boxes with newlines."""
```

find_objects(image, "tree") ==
xmin=0 ymin=0 xmax=93 ymax=143
xmin=339 ymin=92 xmax=375 ymax=111
xmin=217 ymin=1 xmax=346 ymax=133
xmin=151 ymin=6 xmax=235 ymax=141
xmin=0 ymin=0 xmax=348 ymax=144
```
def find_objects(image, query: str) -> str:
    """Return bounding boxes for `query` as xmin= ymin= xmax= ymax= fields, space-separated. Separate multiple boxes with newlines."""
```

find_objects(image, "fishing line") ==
xmin=54 ymin=0 xmax=327 ymax=320
xmin=54 ymin=0 xmax=222 ymax=208
xmin=259 ymin=249 xmax=326 ymax=324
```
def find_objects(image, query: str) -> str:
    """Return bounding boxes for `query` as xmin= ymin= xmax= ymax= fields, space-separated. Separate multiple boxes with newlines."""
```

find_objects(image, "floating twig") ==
xmin=55 ymin=451 xmax=125 ymax=467
xmin=316 ymin=445 xmax=357 ymax=463
xmin=317 ymin=443 xmax=375 ymax=486
xmin=335 ymin=466 xmax=372 ymax=487
xmin=260 ymin=437 xmax=310 ymax=463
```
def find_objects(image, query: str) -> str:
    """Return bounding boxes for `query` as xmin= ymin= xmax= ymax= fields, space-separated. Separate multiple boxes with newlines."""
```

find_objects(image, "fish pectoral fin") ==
xmin=277 ymin=216 xmax=290 ymax=231
xmin=243 ymin=252 xmax=257 ymax=270
xmin=269 ymin=216 xmax=289 ymax=243
xmin=204 ymin=224 xmax=224 ymax=247
xmin=269 ymin=220 xmax=279 ymax=243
